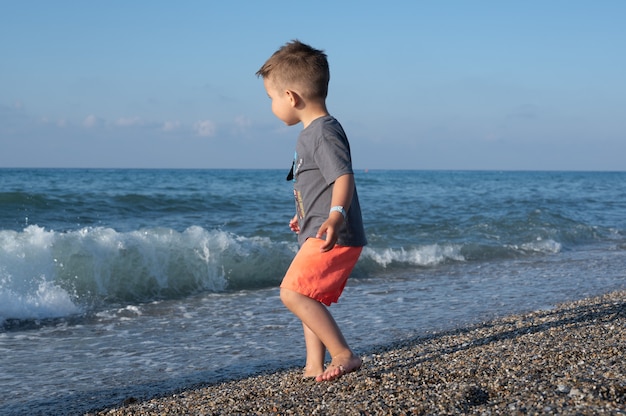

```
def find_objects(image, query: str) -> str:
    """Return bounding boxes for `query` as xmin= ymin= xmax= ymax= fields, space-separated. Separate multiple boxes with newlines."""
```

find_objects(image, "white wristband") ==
xmin=330 ymin=205 xmax=347 ymax=220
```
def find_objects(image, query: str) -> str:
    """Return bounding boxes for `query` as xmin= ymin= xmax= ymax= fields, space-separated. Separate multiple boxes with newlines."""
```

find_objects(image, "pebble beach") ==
xmin=89 ymin=290 xmax=625 ymax=415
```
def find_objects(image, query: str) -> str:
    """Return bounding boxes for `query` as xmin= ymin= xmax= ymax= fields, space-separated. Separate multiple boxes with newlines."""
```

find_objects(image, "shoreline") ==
xmin=90 ymin=290 xmax=625 ymax=415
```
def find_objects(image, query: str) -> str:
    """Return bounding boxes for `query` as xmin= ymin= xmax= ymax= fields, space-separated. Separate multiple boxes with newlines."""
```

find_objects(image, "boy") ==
xmin=256 ymin=40 xmax=367 ymax=382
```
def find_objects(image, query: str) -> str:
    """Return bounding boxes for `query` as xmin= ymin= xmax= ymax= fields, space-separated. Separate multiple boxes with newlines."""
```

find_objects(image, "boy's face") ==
xmin=264 ymin=78 xmax=300 ymax=126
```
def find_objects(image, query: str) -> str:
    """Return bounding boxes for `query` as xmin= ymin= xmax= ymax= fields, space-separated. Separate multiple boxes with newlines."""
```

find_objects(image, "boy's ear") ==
xmin=285 ymin=90 xmax=300 ymax=107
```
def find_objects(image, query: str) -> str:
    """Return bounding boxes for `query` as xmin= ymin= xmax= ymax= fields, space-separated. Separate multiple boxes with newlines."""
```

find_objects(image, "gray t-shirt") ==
xmin=291 ymin=115 xmax=367 ymax=247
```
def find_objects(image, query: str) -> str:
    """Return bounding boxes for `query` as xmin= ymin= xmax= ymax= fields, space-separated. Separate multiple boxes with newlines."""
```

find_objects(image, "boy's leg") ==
xmin=302 ymin=323 xmax=325 ymax=378
xmin=281 ymin=288 xmax=362 ymax=381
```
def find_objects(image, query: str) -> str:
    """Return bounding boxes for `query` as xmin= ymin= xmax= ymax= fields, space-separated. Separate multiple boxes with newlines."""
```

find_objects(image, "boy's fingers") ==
xmin=319 ymin=229 xmax=337 ymax=251
xmin=319 ymin=240 xmax=333 ymax=252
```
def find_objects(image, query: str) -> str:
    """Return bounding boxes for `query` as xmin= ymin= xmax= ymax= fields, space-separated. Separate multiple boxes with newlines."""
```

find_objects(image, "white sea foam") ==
xmin=362 ymin=244 xmax=465 ymax=268
xmin=0 ymin=226 xmax=81 ymax=324
xmin=0 ymin=225 xmax=246 ymax=323
xmin=517 ymin=238 xmax=562 ymax=253
xmin=0 ymin=225 xmax=589 ymax=326
xmin=1 ymin=225 xmax=302 ymax=323
xmin=0 ymin=278 xmax=81 ymax=324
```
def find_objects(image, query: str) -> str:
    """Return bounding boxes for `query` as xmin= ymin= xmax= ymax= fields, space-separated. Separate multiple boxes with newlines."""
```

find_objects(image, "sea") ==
xmin=1 ymin=168 xmax=625 ymax=415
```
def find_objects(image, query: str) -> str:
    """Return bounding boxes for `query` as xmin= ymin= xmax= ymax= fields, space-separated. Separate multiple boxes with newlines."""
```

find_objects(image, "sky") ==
xmin=1 ymin=1 xmax=625 ymax=171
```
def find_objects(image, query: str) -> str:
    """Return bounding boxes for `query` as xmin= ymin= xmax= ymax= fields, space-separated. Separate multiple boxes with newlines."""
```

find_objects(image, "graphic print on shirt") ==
xmin=292 ymin=151 xmax=305 ymax=219
xmin=293 ymin=152 xmax=303 ymax=181
xmin=294 ymin=188 xmax=305 ymax=220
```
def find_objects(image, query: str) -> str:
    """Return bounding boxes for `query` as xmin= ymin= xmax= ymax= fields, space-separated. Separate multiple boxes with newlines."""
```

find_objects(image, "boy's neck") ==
xmin=299 ymin=103 xmax=329 ymax=129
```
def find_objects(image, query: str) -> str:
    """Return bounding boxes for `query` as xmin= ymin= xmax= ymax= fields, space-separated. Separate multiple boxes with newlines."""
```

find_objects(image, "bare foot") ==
xmin=302 ymin=366 xmax=324 ymax=380
xmin=315 ymin=354 xmax=362 ymax=382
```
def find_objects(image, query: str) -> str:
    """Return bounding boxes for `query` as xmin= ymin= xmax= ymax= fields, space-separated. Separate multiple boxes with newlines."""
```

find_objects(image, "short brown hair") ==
xmin=256 ymin=40 xmax=330 ymax=100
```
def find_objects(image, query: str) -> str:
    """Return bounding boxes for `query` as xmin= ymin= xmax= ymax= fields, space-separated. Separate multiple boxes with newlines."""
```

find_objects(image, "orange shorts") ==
xmin=281 ymin=238 xmax=363 ymax=306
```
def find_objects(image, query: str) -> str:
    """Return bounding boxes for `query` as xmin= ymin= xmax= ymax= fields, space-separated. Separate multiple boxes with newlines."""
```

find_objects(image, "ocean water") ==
xmin=1 ymin=169 xmax=625 ymax=415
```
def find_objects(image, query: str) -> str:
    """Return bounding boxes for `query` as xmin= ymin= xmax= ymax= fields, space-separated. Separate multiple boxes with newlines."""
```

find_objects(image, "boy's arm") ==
xmin=316 ymin=173 xmax=354 ymax=252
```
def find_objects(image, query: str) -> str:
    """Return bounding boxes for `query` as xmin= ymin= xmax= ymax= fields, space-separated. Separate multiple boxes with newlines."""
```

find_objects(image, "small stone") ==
xmin=556 ymin=384 xmax=570 ymax=393
xmin=568 ymin=388 xmax=585 ymax=398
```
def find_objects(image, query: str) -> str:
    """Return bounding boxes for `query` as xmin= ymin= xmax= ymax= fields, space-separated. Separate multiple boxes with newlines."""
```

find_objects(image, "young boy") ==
xmin=256 ymin=40 xmax=367 ymax=382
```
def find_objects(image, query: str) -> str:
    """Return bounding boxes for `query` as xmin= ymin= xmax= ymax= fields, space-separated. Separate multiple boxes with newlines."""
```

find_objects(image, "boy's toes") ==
xmin=315 ymin=356 xmax=362 ymax=382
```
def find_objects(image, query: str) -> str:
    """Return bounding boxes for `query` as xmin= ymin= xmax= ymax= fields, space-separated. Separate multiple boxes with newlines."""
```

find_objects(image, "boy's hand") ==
xmin=316 ymin=212 xmax=344 ymax=252
xmin=289 ymin=215 xmax=300 ymax=234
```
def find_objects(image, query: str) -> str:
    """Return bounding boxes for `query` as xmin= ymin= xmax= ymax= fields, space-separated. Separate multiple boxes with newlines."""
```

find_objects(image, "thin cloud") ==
xmin=194 ymin=120 xmax=216 ymax=137
xmin=83 ymin=115 xmax=99 ymax=128
xmin=234 ymin=115 xmax=251 ymax=129
xmin=231 ymin=115 xmax=252 ymax=136
xmin=162 ymin=120 xmax=181 ymax=132
xmin=115 ymin=116 xmax=142 ymax=127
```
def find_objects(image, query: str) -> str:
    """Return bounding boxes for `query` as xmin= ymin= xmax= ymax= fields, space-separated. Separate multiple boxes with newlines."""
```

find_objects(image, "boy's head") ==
xmin=256 ymin=40 xmax=330 ymax=102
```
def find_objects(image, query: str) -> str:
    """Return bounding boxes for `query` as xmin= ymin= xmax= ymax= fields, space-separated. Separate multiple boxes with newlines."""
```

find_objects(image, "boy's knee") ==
xmin=279 ymin=287 xmax=291 ymax=305
xmin=280 ymin=287 xmax=298 ymax=308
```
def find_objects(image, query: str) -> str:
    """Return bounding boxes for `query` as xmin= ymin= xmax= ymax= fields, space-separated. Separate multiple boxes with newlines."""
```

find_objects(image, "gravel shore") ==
xmin=90 ymin=290 xmax=625 ymax=415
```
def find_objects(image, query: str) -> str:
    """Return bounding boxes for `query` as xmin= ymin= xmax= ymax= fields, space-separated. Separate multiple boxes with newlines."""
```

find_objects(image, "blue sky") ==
xmin=1 ymin=1 xmax=624 ymax=170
